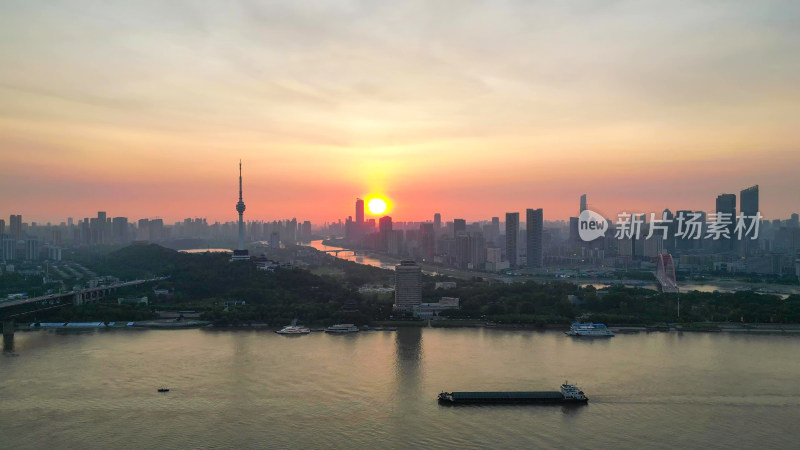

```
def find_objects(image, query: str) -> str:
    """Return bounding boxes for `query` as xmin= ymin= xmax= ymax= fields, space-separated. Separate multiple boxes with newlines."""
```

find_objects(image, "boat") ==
xmin=438 ymin=382 xmax=588 ymax=405
xmin=276 ymin=325 xmax=311 ymax=335
xmin=158 ymin=388 xmax=170 ymax=393
xmin=324 ymin=324 xmax=359 ymax=333
xmin=565 ymin=322 xmax=615 ymax=337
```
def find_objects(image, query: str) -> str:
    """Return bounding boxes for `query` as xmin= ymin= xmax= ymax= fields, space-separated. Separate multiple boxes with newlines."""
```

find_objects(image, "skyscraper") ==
xmin=526 ymin=208 xmax=543 ymax=268
xmin=580 ymin=194 xmax=587 ymax=213
xmin=433 ymin=213 xmax=441 ymax=231
xmin=740 ymin=185 xmax=759 ymax=256
xmin=232 ymin=160 xmax=250 ymax=261
xmin=10 ymin=214 xmax=22 ymax=240
xmin=420 ymin=223 xmax=435 ymax=261
xmin=355 ymin=198 xmax=365 ymax=224
xmin=394 ymin=260 xmax=422 ymax=311
xmin=505 ymin=212 xmax=519 ymax=267
xmin=715 ymin=194 xmax=736 ymax=252
xmin=379 ymin=215 xmax=392 ymax=251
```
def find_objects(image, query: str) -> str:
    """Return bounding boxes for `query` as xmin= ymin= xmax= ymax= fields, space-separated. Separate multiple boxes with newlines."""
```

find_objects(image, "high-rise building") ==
xmin=490 ymin=217 xmax=500 ymax=242
xmin=420 ymin=223 xmax=435 ymax=261
xmin=2 ymin=236 xmax=15 ymax=261
xmin=25 ymin=237 xmax=39 ymax=261
xmin=674 ymin=209 xmax=695 ymax=253
xmin=10 ymin=214 xmax=22 ymax=240
xmin=355 ymin=198 xmax=365 ymax=224
xmin=379 ymin=216 xmax=393 ymax=251
xmin=433 ymin=213 xmax=441 ymax=232
xmin=569 ymin=217 xmax=579 ymax=245
xmin=526 ymin=208 xmax=543 ymax=268
xmin=0 ymin=219 xmax=4 ymax=238
xmin=740 ymin=185 xmax=759 ymax=256
xmin=505 ymin=212 xmax=519 ymax=267
xmin=580 ymin=194 xmax=587 ymax=213
xmin=715 ymin=193 xmax=736 ymax=252
xmin=662 ymin=209 xmax=675 ymax=254
xmin=232 ymin=160 xmax=250 ymax=261
xmin=394 ymin=260 xmax=422 ymax=311
xmin=453 ymin=219 xmax=466 ymax=237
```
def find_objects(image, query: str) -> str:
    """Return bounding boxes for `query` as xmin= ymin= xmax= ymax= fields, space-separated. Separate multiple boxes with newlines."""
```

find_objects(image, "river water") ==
xmin=306 ymin=240 xmax=799 ymax=296
xmin=2 ymin=328 xmax=799 ymax=449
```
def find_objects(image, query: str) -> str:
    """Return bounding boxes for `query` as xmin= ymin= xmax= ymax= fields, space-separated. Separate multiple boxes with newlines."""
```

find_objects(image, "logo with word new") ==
xmin=579 ymin=209 xmax=608 ymax=241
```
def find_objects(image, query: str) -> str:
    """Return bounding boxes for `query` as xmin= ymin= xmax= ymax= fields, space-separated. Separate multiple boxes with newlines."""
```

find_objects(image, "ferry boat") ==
xmin=438 ymin=382 xmax=588 ymax=405
xmin=565 ymin=322 xmax=615 ymax=337
xmin=324 ymin=324 xmax=359 ymax=333
xmin=276 ymin=325 xmax=311 ymax=335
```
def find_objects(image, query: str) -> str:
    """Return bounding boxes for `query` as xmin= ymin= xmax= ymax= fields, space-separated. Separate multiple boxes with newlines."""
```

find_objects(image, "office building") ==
xmin=715 ymin=194 xmax=736 ymax=252
xmin=355 ymin=198 xmax=365 ymax=224
xmin=379 ymin=216 xmax=392 ymax=251
xmin=505 ymin=212 xmax=519 ymax=267
xmin=25 ymin=237 xmax=39 ymax=261
xmin=526 ymin=208 xmax=543 ymax=268
xmin=394 ymin=260 xmax=422 ymax=311
xmin=740 ymin=185 xmax=759 ymax=256
xmin=10 ymin=214 xmax=22 ymax=240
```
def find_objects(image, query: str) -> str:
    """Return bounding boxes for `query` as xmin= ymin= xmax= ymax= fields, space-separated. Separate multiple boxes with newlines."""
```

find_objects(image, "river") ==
xmin=2 ymin=328 xmax=799 ymax=448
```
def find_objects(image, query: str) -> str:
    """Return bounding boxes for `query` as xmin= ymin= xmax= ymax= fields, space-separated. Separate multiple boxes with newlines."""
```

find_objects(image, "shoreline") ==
xmin=15 ymin=321 xmax=800 ymax=334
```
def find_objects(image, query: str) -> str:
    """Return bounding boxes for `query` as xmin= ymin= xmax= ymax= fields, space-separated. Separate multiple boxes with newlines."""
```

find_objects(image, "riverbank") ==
xmin=308 ymin=240 xmax=800 ymax=296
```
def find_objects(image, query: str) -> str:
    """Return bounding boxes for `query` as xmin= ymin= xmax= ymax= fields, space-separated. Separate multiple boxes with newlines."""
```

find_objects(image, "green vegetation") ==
xmin=10 ymin=243 xmax=800 ymax=327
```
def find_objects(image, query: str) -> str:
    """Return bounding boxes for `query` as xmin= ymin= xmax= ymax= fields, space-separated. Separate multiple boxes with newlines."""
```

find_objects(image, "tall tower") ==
xmin=232 ymin=160 xmax=250 ymax=261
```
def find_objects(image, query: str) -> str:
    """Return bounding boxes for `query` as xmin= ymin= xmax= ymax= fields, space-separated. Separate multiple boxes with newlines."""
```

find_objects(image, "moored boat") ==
xmin=324 ymin=324 xmax=359 ymax=333
xmin=276 ymin=325 xmax=311 ymax=335
xmin=565 ymin=322 xmax=615 ymax=337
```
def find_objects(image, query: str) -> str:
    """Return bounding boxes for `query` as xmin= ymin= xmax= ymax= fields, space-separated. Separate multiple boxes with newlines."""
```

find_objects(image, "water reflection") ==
xmin=394 ymin=327 xmax=423 ymax=388
xmin=3 ymin=333 xmax=14 ymax=354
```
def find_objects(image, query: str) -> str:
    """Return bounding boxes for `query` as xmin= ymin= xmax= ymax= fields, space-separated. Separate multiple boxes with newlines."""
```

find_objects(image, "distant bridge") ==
xmin=0 ymin=277 xmax=168 ymax=311
xmin=655 ymin=254 xmax=679 ymax=293
xmin=321 ymin=249 xmax=360 ymax=256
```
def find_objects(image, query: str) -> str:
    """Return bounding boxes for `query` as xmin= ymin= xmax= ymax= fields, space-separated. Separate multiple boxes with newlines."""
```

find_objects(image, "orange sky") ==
xmin=1 ymin=1 xmax=799 ymax=224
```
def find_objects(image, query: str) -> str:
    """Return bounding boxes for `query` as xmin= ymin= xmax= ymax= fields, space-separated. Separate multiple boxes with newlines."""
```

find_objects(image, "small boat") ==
xmin=324 ymin=324 xmax=359 ymax=333
xmin=158 ymin=388 xmax=170 ymax=393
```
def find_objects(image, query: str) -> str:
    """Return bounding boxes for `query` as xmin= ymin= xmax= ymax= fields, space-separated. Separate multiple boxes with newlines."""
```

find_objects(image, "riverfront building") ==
xmin=394 ymin=259 xmax=422 ymax=311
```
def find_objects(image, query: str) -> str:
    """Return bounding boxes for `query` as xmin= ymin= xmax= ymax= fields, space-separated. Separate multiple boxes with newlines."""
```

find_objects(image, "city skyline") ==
xmin=2 ymin=1 xmax=800 ymax=223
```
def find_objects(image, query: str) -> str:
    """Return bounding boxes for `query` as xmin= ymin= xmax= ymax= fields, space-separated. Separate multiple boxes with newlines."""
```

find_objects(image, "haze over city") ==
xmin=2 ymin=0 xmax=799 ymax=223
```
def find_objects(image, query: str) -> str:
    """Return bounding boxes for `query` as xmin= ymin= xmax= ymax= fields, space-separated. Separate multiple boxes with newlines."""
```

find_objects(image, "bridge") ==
xmin=321 ymin=249 xmax=360 ymax=256
xmin=655 ymin=253 xmax=679 ymax=293
xmin=0 ymin=277 xmax=168 ymax=311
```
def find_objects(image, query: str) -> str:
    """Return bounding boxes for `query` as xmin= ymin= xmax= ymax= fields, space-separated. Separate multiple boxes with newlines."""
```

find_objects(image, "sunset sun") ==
xmin=367 ymin=197 xmax=388 ymax=215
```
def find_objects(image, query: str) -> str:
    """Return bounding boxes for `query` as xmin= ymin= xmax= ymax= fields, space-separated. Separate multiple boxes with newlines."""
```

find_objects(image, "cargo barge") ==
xmin=438 ymin=383 xmax=588 ymax=405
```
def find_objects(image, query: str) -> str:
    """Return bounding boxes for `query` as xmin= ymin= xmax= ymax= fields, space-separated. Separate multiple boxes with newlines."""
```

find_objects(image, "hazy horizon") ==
xmin=2 ymin=0 xmax=799 ymax=224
